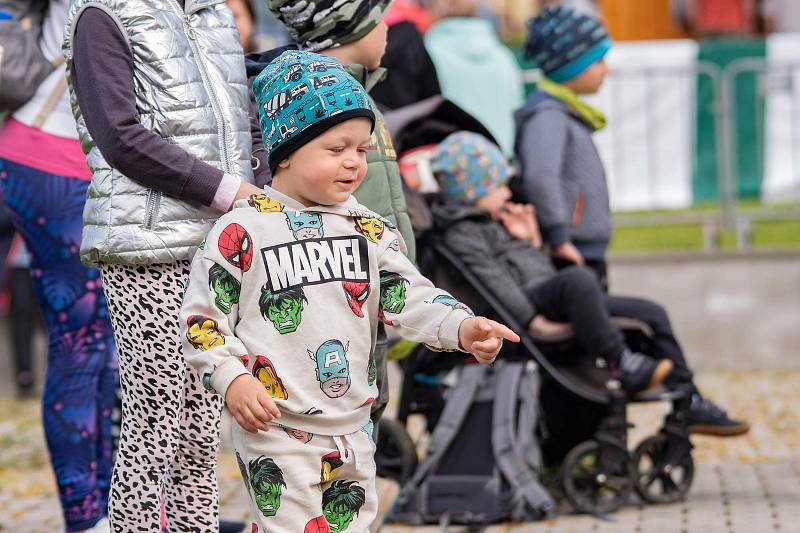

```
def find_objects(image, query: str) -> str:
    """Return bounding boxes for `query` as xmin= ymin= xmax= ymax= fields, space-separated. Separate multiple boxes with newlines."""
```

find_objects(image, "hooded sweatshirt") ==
xmin=180 ymin=186 xmax=471 ymax=436
xmin=432 ymin=203 xmax=555 ymax=327
xmin=424 ymin=17 xmax=524 ymax=156
xmin=514 ymin=90 xmax=611 ymax=260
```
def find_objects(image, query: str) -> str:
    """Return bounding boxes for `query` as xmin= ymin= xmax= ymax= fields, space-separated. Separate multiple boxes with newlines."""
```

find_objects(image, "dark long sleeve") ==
xmin=444 ymin=221 xmax=537 ymax=326
xmin=70 ymin=7 xmax=227 ymax=207
xmin=372 ymin=21 xmax=441 ymax=110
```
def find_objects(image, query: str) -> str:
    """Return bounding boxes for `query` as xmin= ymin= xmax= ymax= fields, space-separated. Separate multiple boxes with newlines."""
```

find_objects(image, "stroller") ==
xmin=374 ymin=97 xmax=696 ymax=519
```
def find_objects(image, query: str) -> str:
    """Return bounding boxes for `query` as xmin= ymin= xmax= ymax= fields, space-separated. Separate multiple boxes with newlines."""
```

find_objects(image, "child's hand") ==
xmin=458 ymin=317 xmax=520 ymax=364
xmin=225 ymin=374 xmax=281 ymax=433
xmin=551 ymin=241 xmax=585 ymax=266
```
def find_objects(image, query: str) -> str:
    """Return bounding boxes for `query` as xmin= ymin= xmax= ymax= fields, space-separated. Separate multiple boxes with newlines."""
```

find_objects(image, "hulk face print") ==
xmin=248 ymin=456 xmax=285 ymax=518
xmin=379 ymin=270 xmax=408 ymax=315
xmin=208 ymin=264 xmax=240 ymax=314
xmin=308 ymin=339 xmax=351 ymax=398
xmin=259 ymin=285 xmax=307 ymax=334
xmin=322 ymin=480 xmax=365 ymax=532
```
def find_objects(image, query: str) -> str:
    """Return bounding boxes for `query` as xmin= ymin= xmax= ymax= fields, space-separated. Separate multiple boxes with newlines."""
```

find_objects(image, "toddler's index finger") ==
xmin=490 ymin=321 xmax=520 ymax=343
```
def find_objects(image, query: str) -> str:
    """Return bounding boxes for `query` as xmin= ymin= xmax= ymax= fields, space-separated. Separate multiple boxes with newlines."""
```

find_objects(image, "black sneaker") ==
xmin=611 ymin=350 xmax=673 ymax=393
xmin=219 ymin=520 xmax=247 ymax=533
xmin=687 ymin=396 xmax=750 ymax=436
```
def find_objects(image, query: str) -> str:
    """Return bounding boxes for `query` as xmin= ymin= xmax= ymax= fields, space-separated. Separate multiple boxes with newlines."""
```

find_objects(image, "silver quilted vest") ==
xmin=63 ymin=0 xmax=254 ymax=266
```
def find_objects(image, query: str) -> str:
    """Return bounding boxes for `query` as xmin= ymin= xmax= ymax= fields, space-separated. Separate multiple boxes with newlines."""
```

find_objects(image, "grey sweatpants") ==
xmin=232 ymin=421 xmax=378 ymax=532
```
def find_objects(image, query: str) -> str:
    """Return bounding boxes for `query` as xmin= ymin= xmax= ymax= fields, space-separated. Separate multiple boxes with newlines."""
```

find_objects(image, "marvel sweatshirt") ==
xmin=179 ymin=186 xmax=472 ymax=436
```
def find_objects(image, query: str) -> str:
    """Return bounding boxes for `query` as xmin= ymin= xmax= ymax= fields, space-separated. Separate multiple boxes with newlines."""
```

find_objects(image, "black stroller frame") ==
xmin=379 ymin=236 xmax=696 ymax=516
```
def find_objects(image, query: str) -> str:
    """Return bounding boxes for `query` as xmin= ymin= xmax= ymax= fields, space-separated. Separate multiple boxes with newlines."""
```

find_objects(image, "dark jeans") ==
xmin=527 ymin=266 xmax=695 ymax=391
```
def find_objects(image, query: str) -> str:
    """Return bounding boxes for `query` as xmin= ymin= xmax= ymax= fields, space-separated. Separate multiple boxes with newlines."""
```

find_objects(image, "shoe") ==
xmin=687 ymin=396 xmax=750 ymax=436
xmin=611 ymin=349 xmax=673 ymax=393
xmin=84 ymin=518 xmax=110 ymax=533
xmin=219 ymin=520 xmax=247 ymax=533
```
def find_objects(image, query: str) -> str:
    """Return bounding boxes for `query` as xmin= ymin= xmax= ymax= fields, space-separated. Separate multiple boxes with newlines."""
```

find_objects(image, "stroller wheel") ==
xmin=562 ymin=440 xmax=633 ymax=514
xmin=632 ymin=434 xmax=694 ymax=504
xmin=375 ymin=418 xmax=418 ymax=484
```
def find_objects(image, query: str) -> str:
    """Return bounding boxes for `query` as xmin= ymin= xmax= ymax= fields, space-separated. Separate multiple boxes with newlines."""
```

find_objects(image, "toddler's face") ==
xmin=475 ymin=184 xmax=512 ymax=218
xmin=273 ymin=118 xmax=372 ymax=206
xmin=565 ymin=60 xmax=609 ymax=94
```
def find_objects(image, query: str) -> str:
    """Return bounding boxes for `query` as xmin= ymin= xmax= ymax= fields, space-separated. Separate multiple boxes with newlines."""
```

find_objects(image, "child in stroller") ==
xmin=376 ymin=128 xmax=749 ymax=519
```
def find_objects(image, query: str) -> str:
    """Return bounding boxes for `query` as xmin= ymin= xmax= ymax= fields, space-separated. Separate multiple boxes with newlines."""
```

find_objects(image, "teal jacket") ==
xmin=425 ymin=17 xmax=523 ymax=157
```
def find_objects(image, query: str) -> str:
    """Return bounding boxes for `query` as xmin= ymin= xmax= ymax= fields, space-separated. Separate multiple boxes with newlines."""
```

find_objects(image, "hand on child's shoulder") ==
xmin=226 ymin=374 xmax=281 ymax=433
xmin=458 ymin=316 xmax=520 ymax=365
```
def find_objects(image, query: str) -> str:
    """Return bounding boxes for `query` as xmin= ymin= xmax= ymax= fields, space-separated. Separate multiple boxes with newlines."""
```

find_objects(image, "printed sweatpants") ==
xmin=100 ymin=261 xmax=222 ymax=533
xmin=0 ymin=159 xmax=118 ymax=531
xmin=232 ymin=421 xmax=378 ymax=533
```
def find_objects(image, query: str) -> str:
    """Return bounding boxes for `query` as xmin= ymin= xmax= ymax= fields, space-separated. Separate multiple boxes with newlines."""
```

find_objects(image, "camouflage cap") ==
xmin=265 ymin=0 xmax=392 ymax=52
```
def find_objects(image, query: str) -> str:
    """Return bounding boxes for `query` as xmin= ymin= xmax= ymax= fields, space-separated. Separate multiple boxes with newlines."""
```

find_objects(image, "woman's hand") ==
xmin=458 ymin=316 xmax=520 ymax=364
xmin=232 ymin=181 xmax=265 ymax=207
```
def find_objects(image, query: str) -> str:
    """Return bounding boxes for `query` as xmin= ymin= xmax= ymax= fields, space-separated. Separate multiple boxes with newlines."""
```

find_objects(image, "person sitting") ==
xmin=430 ymin=131 xmax=749 ymax=435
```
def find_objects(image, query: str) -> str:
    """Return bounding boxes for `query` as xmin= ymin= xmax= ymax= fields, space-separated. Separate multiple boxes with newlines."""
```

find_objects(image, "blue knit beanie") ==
xmin=524 ymin=6 xmax=611 ymax=83
xmin=432 ymin=132 xmax=511 ymax=207
xmin=252 ymin=50 xmax=376 ymax=172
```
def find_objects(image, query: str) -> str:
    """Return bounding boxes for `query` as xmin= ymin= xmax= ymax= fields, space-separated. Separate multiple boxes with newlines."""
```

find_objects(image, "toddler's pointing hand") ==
xmin=458 ymin=317 xmax=520 ymax=364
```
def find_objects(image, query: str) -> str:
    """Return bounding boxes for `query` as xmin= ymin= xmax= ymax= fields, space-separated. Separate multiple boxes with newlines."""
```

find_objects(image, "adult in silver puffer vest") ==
xmin=63 ymin=0 xmax=262 ymax=530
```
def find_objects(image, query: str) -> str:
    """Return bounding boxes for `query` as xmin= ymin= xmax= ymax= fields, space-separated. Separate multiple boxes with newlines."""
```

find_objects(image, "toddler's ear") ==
xmin=278 ymin=158 xmax=291 ymax=169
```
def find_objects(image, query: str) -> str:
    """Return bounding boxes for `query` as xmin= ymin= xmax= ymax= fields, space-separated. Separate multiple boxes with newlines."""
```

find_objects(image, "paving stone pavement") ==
xmin=2 ymin=369 xmax=799 ymax=532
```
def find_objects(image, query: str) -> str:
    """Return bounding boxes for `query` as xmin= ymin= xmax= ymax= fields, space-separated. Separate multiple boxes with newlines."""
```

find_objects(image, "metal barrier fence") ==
xmin=522 ymin=59 xmax=800 ymax=251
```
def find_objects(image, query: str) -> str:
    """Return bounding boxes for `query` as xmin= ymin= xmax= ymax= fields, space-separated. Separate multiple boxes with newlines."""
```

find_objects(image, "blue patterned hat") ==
xmin=252 ymin=50 xmax=376 ymax=171
xmin=524 ymin=6 xmax=611 ymax=83
xmin=432 ymin=132 xmax=511 ymax=206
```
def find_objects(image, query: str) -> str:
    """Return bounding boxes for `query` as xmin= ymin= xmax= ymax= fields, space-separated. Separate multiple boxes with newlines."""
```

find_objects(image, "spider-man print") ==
xmin=342 ymin=281 xmax=370 ymax=318
xmin=219 ymin=223 xmax=253 ymax=271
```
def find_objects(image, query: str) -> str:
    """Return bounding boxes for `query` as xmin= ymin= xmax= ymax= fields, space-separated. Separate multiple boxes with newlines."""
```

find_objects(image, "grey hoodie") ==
xmin=514 ymin=91 xmax=611 ymax=261
xmin=433 ymin=204 xmax=555 ymax=327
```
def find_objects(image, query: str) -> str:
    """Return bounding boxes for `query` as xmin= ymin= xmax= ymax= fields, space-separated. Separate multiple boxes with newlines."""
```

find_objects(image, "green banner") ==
xmin=694 ymin=38 xmax=766 ymax=203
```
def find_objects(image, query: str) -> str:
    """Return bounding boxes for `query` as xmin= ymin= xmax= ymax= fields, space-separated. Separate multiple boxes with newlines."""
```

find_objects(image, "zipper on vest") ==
xmin=143 ymin=189 xmax=162 ymax=230
xmin=172 ymin=0 xmax=235 ymax=177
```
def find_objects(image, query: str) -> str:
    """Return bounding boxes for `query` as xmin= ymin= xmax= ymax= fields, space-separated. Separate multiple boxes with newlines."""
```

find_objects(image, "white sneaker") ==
xmin=84 ymin=517 xmax=110 ymax=533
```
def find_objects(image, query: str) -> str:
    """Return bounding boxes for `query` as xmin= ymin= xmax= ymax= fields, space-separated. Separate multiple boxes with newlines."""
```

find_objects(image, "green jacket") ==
xmin=345 ymin=64 xmax=415 ymax=262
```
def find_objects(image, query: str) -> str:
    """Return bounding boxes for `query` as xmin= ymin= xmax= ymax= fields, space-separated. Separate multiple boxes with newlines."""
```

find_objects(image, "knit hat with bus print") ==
xmin=524 ymin=5 xmax=611 ymax=83
xmin=252 ymin=50 xmax=376 ymax=172
xmin=265 ymin=0 xmax=392 ymax=52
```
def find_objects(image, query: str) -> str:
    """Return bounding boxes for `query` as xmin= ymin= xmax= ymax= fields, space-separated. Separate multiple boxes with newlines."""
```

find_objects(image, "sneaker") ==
xmin=687 ymin=396 xmax=750 ymax=436
xmin=611 ymin=349 xmax=673 ymax=393
xmin=84 ymin=518 xmax=110 ymax=533
xmin=219 ymin=520 xmax=247 ymax=533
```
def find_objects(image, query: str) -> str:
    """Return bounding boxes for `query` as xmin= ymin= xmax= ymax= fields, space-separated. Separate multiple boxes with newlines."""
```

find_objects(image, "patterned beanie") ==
xmin=524 ymin=5 xmax=611 ymax=83
xmin=432 ymin=132 xmax=511 ymax=206
xmin=265 ymin=0 xmax=391 ymax=52
xmin=252 ymin=50 xmax=376 ymax=171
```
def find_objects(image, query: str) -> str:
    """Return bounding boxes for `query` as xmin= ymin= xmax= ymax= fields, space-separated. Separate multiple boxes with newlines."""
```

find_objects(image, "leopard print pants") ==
xmin=101 ymin=262 xmax=222 ymax=533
